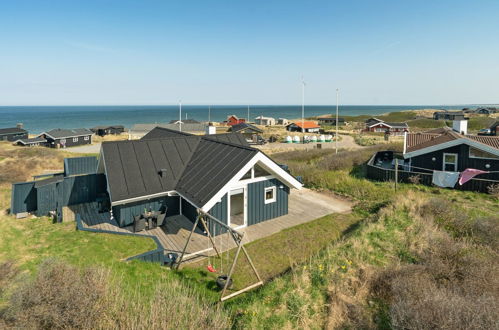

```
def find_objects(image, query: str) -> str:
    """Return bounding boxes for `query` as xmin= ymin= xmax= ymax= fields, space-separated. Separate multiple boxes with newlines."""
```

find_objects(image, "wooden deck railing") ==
xmin=366 ymin=152 xmax=498 ymax=193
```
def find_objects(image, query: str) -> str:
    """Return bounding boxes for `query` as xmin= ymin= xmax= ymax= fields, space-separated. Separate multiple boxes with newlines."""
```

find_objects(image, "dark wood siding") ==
xmin=0 ymin=132 xmax=28 ymax=141
xmin=113 ymin=195 xmax=180 ymax=227
xmin=45 ymin=135 xmax=92 ymax=148
xmin=247 ymin=178 xmax=289 ymax=226
xmin=11 ymin=181 xmax=37 ymax=214
xmin=410 ymin=144 xmax=499 ymax=181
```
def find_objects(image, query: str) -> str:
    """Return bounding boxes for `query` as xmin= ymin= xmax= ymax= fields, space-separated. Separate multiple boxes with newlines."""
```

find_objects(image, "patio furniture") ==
xmin=156 ymin=212 xmax=167 ymax=227
xmin=133 ymin=215 xmax=146 ymax=232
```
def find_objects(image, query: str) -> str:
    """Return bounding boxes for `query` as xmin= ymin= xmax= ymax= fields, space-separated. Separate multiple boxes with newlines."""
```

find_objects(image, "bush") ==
xmin=2 ymin=259 xmax=108 ymax=329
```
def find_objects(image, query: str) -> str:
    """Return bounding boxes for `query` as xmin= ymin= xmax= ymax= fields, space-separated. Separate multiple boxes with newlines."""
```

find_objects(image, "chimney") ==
xmin=158 ymin=169 xmax=167 ymax=177
xmin=452 ymin=119 xmax=468 ymax=135
xmin=205 ymin=125 xmax=216 ymax=135
xmin=16 ymin=123 xmax=23 ymax=129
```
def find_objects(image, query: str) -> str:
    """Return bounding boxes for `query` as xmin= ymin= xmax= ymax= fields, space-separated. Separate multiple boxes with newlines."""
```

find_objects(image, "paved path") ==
xmin=61 ymin=143 xmax=101 ymax=154
xmin=256 ymin=134 xmax=363 ymax=154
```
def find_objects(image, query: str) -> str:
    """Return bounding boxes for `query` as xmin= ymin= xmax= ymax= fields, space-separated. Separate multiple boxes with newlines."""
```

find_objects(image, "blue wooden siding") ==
xmin=64 ymin=156 xmax=98 ymax=176
xmin=11 ymin=181 xmax=37 ymax=214
xmin=113 ymin=195 xmax=180 ymax=227
xmin=180 ymin=195 xmax=228 ymax=236
xmin=247 ymin=178 xmax=289 ymax=225
xmin=208 ymin=194 xmax=228 ymax=236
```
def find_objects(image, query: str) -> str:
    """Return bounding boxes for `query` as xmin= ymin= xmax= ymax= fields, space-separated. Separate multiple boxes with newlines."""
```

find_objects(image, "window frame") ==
xmin=84 ymin=135 xmax=90 ymax=141
xmin=264 ymin=186 xmax=277 ymax=204
xmin=468 ymin=146 xmax=499 ymax=160
xmin=72 ymin=137 xmax=79 ymax=142
xmin=442 ymin=153 xmax=458 ymax=171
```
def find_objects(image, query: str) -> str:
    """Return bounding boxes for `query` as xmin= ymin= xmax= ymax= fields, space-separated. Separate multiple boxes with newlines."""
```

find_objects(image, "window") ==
xmin=73 ymin=137 xmax=78 ymax=142
xmin=469 ymin=147 xmax=499 ymax=160
xmin=443 ymin=153 xmax=458 ymax=171
xmin=254 ymin=164 xmax=271 ymax=177
xmin=264 ymin=186 xmax=276 ymax=204
xmin=84 ymin=136 xmax=90 ymax=141
xmin=241 ymin=168 xmax=252 ymax=180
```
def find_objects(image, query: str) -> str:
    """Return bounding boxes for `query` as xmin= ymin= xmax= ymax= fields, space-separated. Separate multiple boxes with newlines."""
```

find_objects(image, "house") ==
xmin=364 ymin=118 xmax=409 ymax=135
xmin=277 ymin=118 xmax=289 ymax=126
xmin=286 ymin=121 xmax=320 ymax=133
xmin=91 ymin=125 xmax=125 ymax=136
xmin=97 ymin=127 xmax=302 ymax=229
xmin=433 ymin=111 xmax=466 ymax=121
xmin=403 ymin=120 xmax=499 ymax=181
xmin=318 ymin=117 xmax=345 ymax=126
xmin=255 ymin=116 xmax=276 ymax=126
xmin=169 ymin=119 xmax=200 ymax=124
xmin=0 ymin=124 xmax=28 ymax=142
xmin=224 ymin=115 xmax=246 ymax=126
xmin=14 ymin=137 xmax=47 ymax=147
xmin=130 ymin=123 xmax=206 ymax=139
xmin=475 ymin=107 xmax=498 ymax=115
xmin=479 ymin=121 xmax=499 ymax=136
xmin=36 ymin=128 xmax=93 ymax=148
xmin=228 ymin=123 xmax=264 ymax=143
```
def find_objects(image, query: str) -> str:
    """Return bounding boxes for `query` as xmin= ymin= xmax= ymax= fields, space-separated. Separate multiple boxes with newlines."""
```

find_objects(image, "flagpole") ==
xmin=335 ymin=88 xmax=339 ymax=154
xmin=208 ymin=105 xmax=211 ymax=123
xmin=179 ymin=100 xmax=182 ymax=132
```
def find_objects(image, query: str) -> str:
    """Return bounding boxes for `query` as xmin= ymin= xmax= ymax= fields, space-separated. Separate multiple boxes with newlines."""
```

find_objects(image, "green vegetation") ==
xmin=1 ymin=141 xmax=497 ymax=329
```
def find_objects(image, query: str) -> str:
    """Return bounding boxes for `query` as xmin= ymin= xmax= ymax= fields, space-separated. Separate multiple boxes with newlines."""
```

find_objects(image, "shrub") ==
xmin=487 ymin=183 xmax=499 ymax=198
xmin=2 ymin=259 xmax=108 ymax=329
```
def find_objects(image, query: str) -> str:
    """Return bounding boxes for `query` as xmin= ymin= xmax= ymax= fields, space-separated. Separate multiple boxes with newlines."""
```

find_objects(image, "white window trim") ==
xmin=468 ymin=147 xmax=499 ymax=160
xmin=264 ymin=186 xmax=277 ymax=204
xmin=72 ymin=137 xmax=78 ymax=142
xmin=443 ymin=153 xmax=458 ymax=171
xmin=84 ymin=136 xmax=90 ymax=141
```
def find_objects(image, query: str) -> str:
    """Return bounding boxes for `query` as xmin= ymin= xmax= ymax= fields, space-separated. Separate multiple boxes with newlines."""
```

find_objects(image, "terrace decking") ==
xmin=64 ymin=189 xmax=351 ymax=263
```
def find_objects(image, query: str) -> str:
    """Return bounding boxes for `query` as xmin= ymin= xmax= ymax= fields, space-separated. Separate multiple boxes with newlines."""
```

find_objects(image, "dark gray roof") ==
xmin=142 ymin=126 xmax=250 ymax=147
xmin=101 ymin=133 xmax=257 ymax=206
xmin=91 ymin=125 xmax=124 ymax=130
xmin=44 ymin=128 xmax=93 ymax=139
xmin=64 ymin=156 xmax=98 ymax=176
xmin=142 ymin=127 xmax=193 ymax=140
xmin=168 ymin=119 xmax=199 ymax=124
xmin=0 ymin=127 xmax=27 ymax=135
xmin=385 ymin=122 xmax=409 ymax=128
xmin=34 ymin=174 xmax=64 ymax=188
xmin=229 ymin=122 xmax=264 ymax=133
xmin=15 ymin=137 xmax=47 ymax=144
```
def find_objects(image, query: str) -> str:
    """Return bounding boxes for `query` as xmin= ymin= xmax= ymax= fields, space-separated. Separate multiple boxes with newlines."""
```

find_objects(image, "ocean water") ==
xmin=0 ymin=104 xmax=472 ymax=134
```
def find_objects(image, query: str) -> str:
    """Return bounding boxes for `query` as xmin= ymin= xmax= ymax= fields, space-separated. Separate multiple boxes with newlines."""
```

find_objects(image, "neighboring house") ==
xmin=91 ymin=125 xmax=125 ymax=136
xmin=0 ymin=124 xmax=28 ymax=142
xmin=286 ymin=121 xmax=321 ymax=133
xmin=403 ymin=123 xmax=499 ymax=181
xmin=491 ymin=121 xmax=499 ymax=136
xmin=224 ymin=115 xmax=246 ymax=126
xmin=364 ymin=118 xmax=409 ymax=135
xmin=318 ymin=117 xmax=345 ymax=126
xmin=277 ymin=118 xmax=289 ymax=126
xmin=433 ymin=111 xmax=466 ymax=120
xmin=14 ymin=137 xmax=47 ymax=147
xmin=169 ymin=119 xmax=200 ymax=124
xmin=97 ymin=127 xmax=302 ymax=228
xmin=475 ymin=107 xmax=498 ymax=115
xmin=229 ymin=123 xmax=264 ymax=142
xmin=255 ymin=116 xmax=276 ymax=126
xmin=37 ymin=128 xmax=93 ymax=148
xmin=130 ymin=123 xmax=206 ymax=139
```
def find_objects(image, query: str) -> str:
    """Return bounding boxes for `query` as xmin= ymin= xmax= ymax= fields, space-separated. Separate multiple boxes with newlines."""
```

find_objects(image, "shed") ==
xmin=286 ymin=121 xmax=320 ymax=133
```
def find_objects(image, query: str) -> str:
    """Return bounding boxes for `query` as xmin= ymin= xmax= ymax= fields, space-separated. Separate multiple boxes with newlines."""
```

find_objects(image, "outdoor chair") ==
xmin=133 ymin=215 xmax=146 ymax=232
xmin=156 ymin=212 xmax=167 ymax=227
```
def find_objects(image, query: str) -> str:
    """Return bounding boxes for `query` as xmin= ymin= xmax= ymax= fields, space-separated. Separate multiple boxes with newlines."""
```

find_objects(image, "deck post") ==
xmin=220 ymin=231 xmax=244 ymax=299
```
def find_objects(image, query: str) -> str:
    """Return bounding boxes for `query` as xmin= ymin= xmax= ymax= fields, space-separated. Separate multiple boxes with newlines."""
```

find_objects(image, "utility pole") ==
xmin=301 ymin=77 xmax=306 ymax=133
xmin=394 ymin=158 xmax=399 ymax=191
xmin=208 ymin=106 xmax=211 ymax=123
xmin=179 ymin=100 xmax=182 ymax=132
xmin=247 ymin=105 xmax=250 ymax=123
xmin=335 ymin=88 xmax=339 ymax=154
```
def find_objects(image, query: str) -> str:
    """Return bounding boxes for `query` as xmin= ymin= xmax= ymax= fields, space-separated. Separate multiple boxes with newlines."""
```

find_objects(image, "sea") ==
xmin=0 ymin=104 xmax=479 ymax=134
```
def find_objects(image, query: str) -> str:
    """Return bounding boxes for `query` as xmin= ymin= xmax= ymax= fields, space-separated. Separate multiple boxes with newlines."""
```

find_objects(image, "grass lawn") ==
xmin=186 ymin=211 xmax=358 ymax=292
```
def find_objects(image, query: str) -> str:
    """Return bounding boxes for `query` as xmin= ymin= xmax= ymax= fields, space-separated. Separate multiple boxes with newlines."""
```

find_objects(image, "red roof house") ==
xmin=224 ymin=115 xmax=246 ymax=126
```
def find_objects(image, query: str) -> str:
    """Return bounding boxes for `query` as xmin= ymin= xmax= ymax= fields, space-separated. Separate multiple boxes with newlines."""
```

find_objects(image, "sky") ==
xmin=0 ymin=0 xmax=498 ymax=106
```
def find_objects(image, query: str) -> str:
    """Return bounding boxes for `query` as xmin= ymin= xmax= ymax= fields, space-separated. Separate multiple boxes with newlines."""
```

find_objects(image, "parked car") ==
xmin=478 ymin=128 xmax=492 ymax=136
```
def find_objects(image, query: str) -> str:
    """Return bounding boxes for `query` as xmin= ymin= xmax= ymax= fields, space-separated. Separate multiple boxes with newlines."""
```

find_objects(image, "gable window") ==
xmin=443 ymin=153 xmax=458 ymax=171
xmin=469 ymin=147 xmax=499 ymax=160
xmin=264 ymin=186 xmax=276 ymax=204
xmin=254 ymin=164 xmax=271 ymax=177
xmin=241 ymin=168 xmax=252 ymax=180
xmin=72 ymin=137 xmax=79 ymax=142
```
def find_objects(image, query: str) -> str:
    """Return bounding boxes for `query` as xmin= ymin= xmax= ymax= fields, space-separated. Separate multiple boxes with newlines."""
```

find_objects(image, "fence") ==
xmin=75 ymin=214 xmax=171 ymax=265
xmin=366 ymin=152 xmax=498 ymax=193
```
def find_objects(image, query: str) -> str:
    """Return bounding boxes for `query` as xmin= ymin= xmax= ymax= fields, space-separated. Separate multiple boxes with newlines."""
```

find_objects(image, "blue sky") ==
xmin=0 ymin=0 xmax=498 ymax=105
